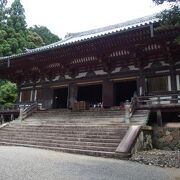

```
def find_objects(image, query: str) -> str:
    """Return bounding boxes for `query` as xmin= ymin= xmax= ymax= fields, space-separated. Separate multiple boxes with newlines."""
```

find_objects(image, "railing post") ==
xmin=10 ymin=114 xmax=14 ymax=121
xmin=1 ymin=114 xmax=4 ymax=124
xmin=124 ymin=100 xmax=130 ymax=123
xmin=18 ymin=106 xmax=24 ymax=121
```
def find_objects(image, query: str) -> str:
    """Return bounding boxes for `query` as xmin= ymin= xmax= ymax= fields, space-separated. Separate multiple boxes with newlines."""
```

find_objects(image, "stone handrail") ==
xmin=116 ymin=125 xmax=141 ymax=158
xmin=129 ymin=96 xmax=137 ymax=117
xmin=19 ymin=102 xmax=38 ymax=121
xmin=124 ymin=95 xmax=137 ymax=123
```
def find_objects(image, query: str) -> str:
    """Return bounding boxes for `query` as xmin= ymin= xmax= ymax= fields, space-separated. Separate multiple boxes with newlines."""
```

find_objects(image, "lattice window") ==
xmin=146 ymin=76 xmax=171 ymax=93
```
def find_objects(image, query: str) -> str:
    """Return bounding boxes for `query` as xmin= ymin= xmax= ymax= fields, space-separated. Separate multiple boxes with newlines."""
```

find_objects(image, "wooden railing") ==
xmin=0 ymin=104 xmax=20 ymax=112
xmin=136 ymin=94 xmax=180 ymax=108
xmin=20 ymin=102 xmax=38 ymax=121
xmin=0 ymin=104 xmax=20 ymax=124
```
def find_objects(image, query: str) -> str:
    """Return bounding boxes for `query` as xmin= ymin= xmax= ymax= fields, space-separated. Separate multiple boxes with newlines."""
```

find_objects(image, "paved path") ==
xmin=0 ymin=146 xmax=175 ymax=180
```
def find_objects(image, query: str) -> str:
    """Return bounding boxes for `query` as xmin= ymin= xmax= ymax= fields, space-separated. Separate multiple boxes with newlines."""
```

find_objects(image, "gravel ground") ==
xmin=130 ymin=149 xmax=180 ymax=168
xmin=0 ymin=146 xmax=175 ymax=180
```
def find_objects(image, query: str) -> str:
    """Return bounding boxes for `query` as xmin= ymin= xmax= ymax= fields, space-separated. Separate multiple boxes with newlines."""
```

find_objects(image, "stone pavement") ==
xmin=0 ymin=146 xmax=176 ymax=180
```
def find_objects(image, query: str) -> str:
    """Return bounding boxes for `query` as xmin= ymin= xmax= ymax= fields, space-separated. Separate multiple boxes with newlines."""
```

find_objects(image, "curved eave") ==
xmin=0 ymin=17 xmax=159 ymax=61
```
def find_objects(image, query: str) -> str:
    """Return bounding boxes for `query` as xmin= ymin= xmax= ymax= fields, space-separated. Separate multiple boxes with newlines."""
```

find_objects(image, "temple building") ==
xmin=0 ymin=14 xmax=179 ymax=111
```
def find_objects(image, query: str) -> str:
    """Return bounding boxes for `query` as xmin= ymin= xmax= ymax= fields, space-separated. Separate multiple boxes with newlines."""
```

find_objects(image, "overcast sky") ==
xmin=8 ymin=0 xmax=167 ymax=38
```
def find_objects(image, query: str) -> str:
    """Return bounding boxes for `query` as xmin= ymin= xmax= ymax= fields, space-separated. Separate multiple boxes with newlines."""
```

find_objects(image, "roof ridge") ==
xmin=65 ymin=13 xmax=159 ymax=39
xmin=0 ymin=13 xmax=160 ymax=61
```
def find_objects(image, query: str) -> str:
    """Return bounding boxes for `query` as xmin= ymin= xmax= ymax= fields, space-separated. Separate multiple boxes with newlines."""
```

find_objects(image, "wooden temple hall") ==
xmin=0 ymin=14 xmax=180 ymax=122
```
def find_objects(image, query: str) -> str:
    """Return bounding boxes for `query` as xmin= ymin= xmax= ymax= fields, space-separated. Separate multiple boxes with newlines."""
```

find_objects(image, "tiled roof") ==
xmin=0 ymin=13 xmax=159 ymax=60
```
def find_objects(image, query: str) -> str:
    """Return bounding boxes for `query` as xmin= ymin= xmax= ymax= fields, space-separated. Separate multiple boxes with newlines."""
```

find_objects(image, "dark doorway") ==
xmin=77 ymin=84 xmax=102 ymax=106
xmin=53 ymin=88 xmax=68 ymax=108
xmin=114 ymin=80 xmax=137 ymax=106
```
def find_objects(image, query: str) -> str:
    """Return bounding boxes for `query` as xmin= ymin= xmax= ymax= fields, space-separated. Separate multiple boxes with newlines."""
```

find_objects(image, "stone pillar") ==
xmin=10 ymin=114 xmax=14 ymax=121
xmin=102 ymin=80 xmax=113 ymax=108
xmin=124 ymin=100 xmax=130 ymax=123
xmin=68 ymin=83 xmax=77 ymax=109
xmin=19 ymin=106 xmax=24 ymax=121
xmin=1 ymin=114 xmax=4 ymax=124
xmin=42 ymin=85 xmax=53 ymax=109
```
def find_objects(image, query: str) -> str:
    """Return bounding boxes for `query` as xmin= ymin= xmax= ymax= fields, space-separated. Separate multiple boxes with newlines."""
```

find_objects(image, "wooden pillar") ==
xmin=17 ymin=85 xmax=22 ymax=103
xmin=170 ymin=65 xmax=177 ymax=93
xmin=68 ymin=83 xmax=77 ymax=109
xmin=167 ymin=43 xmax=177 ymax=93
xmin=31 ymin=84 xmax=36 ymax=102
xmin=102 ymin=80 xmax=113 ymax=108
xmin=139 ymin=61 xmax=146 ymax=96
xmin=42 ymin=85 xmax=53 ymax=109
xmin=157 ymin=109 xmax=162 ymax=127
xmin=137 ymin=76 xmax=146 ymax=96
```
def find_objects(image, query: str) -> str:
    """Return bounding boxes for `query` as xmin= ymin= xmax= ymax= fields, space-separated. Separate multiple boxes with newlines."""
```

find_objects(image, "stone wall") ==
xmin=153 ymin=127 xmax=180 ymax=151
xmin=132 ymin=126 xmax=153 ymax=154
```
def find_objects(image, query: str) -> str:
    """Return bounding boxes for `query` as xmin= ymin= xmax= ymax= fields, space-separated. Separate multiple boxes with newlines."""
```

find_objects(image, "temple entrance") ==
xmin=114 ymin=80 xmax=137 ymax=106
xmin=77 ymin=84 xmax=102 ymax=107
xmin=53 ymin=87 xmax=68 ymax=108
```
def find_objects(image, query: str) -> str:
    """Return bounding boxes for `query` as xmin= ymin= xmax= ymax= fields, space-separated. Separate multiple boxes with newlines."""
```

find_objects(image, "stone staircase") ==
xmin=22 ymin=109 xmax=149 ymax=125
xmin=0 ymin=109 xmax=149 ymax=158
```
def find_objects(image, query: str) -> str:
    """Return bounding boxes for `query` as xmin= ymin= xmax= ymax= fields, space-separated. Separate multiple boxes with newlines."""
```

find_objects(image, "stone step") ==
xmin=1 ymin=126 xmax=127 ymax=133
xmin=0 ymin=131 xmax=123 ymax=139
xmin=37 ymin=110 xmax=124 ymax=113
xmin=0 ymin=135 xmax=119 ymax=147
xmin=6 ymin=125 xmax=128 ymax=131
xmin=20 ymin=123 xmax=126 ymax=126
xmin=0 ymin=131 xmax=124 ymax=138
xmin=0 ymin=138 xmax=116 ymax=152
xmin=0 ymin=133 xmax=121 ymax=143
xmin=7 ymin=130 xmax=125 ymax=135
xmin=24 ymin=120 xmax=124 ymax=124
xmin=32 ymin=112 xmax=124 ymax=115
xmin=0 ymin=142 xmax=118 ymax=158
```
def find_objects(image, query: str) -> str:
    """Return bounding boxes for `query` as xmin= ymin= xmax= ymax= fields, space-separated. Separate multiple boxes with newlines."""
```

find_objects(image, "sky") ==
xmin=8 ymin=0 xmax=168 ymax=38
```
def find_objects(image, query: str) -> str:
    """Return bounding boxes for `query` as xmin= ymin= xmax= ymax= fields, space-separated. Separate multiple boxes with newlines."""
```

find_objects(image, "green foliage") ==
xmin=0 ymin=81 xmax=17 ymax=106
xmin=0 ymin=0 xmax=60 ymax=56
xmin=154 ymin=0 xmax=180 ymax=44
xmin=0 ymin=0 xmax=61 ymax=106
xmin=158 ymin=5 xmax=180 ymax=27
xmin=26 ymin=30 xmax=45 ymax=49
xmin=30 ymin=25 xmax=60 ymax=45
xmin=153 ymin=0 xmax=178 ymax=4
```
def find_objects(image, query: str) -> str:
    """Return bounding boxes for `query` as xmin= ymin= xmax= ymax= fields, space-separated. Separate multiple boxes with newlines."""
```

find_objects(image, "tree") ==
xmin=153 ymin=0 xmax=178 ymax=4
xmin=153 ymin=0 xmax=180 ymax=43
xmin=0 ymin=0 xmax=61 ymax=56
xmin=26 ymin=30 xmax=45 ymax=49
xmin=0 ymin=81 xmax=17 ymax=107
xmin=7 ymin=0 xmax=29 ymax=54
xmin=30 ymin=25 xmax=60 ymax=45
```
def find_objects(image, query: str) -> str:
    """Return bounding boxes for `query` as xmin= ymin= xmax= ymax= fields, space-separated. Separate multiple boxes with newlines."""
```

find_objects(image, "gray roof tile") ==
xmin=0 ymin=13 xmax=159 ymax=60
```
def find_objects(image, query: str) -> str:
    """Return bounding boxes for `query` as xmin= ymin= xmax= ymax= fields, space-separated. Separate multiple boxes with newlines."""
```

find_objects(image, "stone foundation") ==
xmin=153 ymin=127 xmax=180 ymax=151
xmin=132 ymin=126 xmax=153 ymax=154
